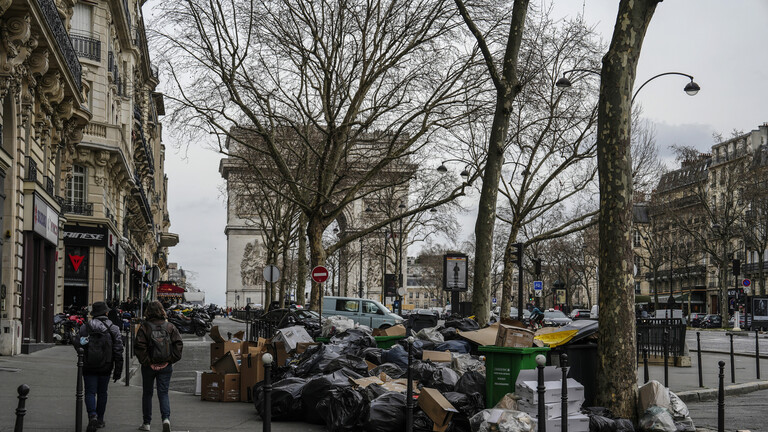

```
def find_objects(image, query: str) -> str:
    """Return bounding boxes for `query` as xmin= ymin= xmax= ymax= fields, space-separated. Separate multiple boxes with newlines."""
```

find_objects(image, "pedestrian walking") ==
xmin=74 ymin=301 xmax=124 ymax=432
xmin=135 ymin=300 xmax=183 ymax=432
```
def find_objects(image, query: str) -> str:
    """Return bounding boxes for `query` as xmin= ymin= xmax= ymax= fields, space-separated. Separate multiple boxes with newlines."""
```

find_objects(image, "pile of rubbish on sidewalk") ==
xmin=198 ymin=318 xmax=695 ymax=431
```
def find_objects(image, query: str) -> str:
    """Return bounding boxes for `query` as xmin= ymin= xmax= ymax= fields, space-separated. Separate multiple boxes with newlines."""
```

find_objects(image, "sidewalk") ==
xmin=0 ymin=346 xmax=324 ymax=432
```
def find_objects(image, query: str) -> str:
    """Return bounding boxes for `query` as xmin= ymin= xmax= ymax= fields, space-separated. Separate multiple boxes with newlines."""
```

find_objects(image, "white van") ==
xmin=322 ymin=296 xmax=404 ymax=329
xmin=590 ymin=305 xmax=599 ymax=319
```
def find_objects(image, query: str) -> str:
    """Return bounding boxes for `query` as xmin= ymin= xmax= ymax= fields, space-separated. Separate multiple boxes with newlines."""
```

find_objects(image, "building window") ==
xmin=635 ymin=282 xmax=641 ymax=294
xmin=632 ymin=230 xmax=642 ymax=248
xmin=409 ymin=292 xmax=413 ymax=299
xmin=71 ymin=3 xmax=93 ymax=34
xmin=66 ymin=165 xmax=86 ymax=202
xmin=416 ymin=292 xmax=420 ymax=298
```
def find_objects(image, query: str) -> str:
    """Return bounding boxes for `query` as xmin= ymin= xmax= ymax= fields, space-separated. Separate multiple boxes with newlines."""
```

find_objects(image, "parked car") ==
xmin=541 ymin=310 xmax=572 ymax=327
xmin=700 ymin=314 xmax=723 ymax=328
xmin=687 ymin=313 xmax=706 ymax=327
xmin=322 ymin=296 xmax=404 ymax=329
xmin=569 ymin=309 xmax=591 ymax=320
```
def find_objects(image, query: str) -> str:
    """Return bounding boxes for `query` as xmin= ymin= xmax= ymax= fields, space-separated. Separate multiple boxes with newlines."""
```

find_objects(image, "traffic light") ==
xmin=732 ymin=259 xmax=741 ymax=276
xmin=511 ymin=243 xmax=523 ymax=267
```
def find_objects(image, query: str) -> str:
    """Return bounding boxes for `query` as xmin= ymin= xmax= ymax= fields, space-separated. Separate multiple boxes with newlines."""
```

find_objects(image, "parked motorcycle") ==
xmin=168 ymin=310 xmax=208 ymax=336
xmin=53 ymin=306 xmax=86 ymax=344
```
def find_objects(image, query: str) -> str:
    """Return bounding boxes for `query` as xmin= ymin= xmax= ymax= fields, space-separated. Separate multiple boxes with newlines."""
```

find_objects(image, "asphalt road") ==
xmin=686 ymin=329 xmax=767 ymax=355
xmin=687 ymin=388 xmax=768 ymax=432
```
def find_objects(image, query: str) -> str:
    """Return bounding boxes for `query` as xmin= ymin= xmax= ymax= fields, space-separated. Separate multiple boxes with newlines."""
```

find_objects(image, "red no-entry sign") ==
xmin=311 ymin=266 xmax=329 ymax=283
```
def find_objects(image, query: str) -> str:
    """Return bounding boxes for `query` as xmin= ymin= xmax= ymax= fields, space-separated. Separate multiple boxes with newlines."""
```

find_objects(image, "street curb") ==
xmin=676 ymin=380 xmax=768 ymax=402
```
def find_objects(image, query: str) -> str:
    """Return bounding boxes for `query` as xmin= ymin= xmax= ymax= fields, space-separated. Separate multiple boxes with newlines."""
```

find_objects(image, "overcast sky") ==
xmin=151 ymin=0 xmax=768 ymax=305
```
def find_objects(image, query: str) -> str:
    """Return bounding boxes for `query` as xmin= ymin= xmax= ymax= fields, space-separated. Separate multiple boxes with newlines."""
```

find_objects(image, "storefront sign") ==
xmin=32 ymin=195 xmax=59 ymax=245
xmin=117 ymin=245 xmax=126 ymax=274
xmin=107 ymin=231 xmax=117 ymax=254
xmin=63 ymin=225 xmax=108 ymax=247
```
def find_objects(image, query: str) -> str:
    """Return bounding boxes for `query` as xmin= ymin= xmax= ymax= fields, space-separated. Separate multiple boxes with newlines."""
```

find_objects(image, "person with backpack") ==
xmin=134 ymin=300 xmax=183 ymax=432
xmin=74 ymin=301 xmax=124 ymax=432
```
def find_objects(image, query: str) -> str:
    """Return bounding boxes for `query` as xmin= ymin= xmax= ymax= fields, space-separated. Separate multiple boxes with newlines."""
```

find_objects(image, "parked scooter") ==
xmin=53 ymin=306 xmax=87 ymax=344
xmin=167 ymin=310 xmax=208 ymax=336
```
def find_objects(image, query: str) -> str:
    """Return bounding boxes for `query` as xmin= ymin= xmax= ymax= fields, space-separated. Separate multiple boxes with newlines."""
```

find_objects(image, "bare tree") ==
xmin=594 ymin=0 xmax=662 ymax=418
xmin=741 ymin=154 xmax=768 ymax=296
xmin=156 ymin=0 xmax=482 ymax=310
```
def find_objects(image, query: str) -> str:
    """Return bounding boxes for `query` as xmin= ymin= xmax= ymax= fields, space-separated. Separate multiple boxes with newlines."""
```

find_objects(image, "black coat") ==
xmin=74 ymin=316 xmax=124 ymax=376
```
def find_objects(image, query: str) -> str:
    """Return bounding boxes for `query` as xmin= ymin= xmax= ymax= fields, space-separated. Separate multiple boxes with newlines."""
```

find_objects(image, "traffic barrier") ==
xmin=697 ymin=332 xmax=703 ymax=387
xmin=14 ymin=384 xmax=29 ymax=432
xmin=636 ymin=318 xmax=686 ymax=357
xmin=536 ymin=354 xmax=546 ymax=432
xmin=560 ymin=354 xmax=568 ymax=432
xmin=262 ymin=353 xmax=273 ymax=432
xmin=76 ymin=347 xmax=84 ymax=432
xmin=718 ymin=360 xmax=725 ymax=432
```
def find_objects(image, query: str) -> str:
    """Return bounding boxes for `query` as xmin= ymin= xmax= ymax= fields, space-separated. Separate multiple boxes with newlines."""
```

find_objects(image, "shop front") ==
xmin=21 ymin=195 xmax=59 ymax=352
xmin=157 ymin=282 xmax=185 ymax=305
xmin=62 ymin=224 xmax=119 ymax=308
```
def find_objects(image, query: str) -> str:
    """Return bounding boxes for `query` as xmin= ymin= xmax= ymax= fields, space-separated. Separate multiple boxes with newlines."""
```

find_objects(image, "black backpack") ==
xmin=147 ymin=321 xmax=172 ymax=363
xmin=84 ymin=320 xmax=114 ymax=370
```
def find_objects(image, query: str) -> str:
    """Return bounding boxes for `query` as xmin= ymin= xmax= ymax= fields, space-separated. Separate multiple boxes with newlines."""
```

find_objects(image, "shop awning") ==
xmin=158 ymin=283 xmax=185 ymax=294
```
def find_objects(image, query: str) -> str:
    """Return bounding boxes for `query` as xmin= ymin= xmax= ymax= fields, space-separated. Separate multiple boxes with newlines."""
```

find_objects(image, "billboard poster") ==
xmin=443 ymin=254 xmax=468 ymax=291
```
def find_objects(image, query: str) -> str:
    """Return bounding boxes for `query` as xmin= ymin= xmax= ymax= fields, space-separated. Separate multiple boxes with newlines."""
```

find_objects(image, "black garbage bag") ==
xmin=589 ymin=415 xmax=618 ymax=432
xmin=361 ymin=347 xmax=384 ymax=365
xmin=323 ymin=355 xmax=369 ymax=375
xmin=364 ymin=392 xmax=406 ymax=432
xmin=316 ymin=386 xmax=368 ymax=432
xmin=254 ymin=377 xmax=306 ymax=421
xmin=434 ymin=340 xmax=471 ymax=354
xmin=583 ymin=407 xmax=615 ymax=418
xmin=411 ymin=362 xmax=459 ymax=392
xmin=615 ymin=419 xmax=634 ymax=431
xmin=370 ymin=363 xmax=406 ymax=379
xmin=413 ymin=409 xmax=435 ymax=432
xmin=361 ymin=383 xmax=390 ymax=402
xmin=301 ymin=370 xmax=357 ymax=424
xmin=330 ymin=328 xmax=376 ymax=355
xmin=439 ymin=327 xmax=459 ymax=340
xmin=455 ymin=370 xmax=485 ymax=397
xmin=445 ymin=318 xmax=479 ymax=332
xmin=381 ymin=345 xmax=409 ymax=368
xmin=295 ymin=344 xmax=347 ymax=377
xmin=398 ymin=339 xmax=436 ymax=359
xmin=443 ymin=391 xmax=485 ymax=432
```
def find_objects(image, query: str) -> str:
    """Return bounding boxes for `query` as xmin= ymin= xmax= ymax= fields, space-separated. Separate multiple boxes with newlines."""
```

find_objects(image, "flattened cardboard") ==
xmin=211 ymin=350 xmax=240 ymax=374
xmin=366 ymin=360 xmax=378 ymax=371
xmin=458 ymin=323 xmax=499 ymax=346
xmin=233 ymin=330 xmax=245 ymax=340
xmin=495 ymin=324 xmax=534 ymax=348
xmin=422 ymin=350 xmax=452 ymax=363
xmin=419 ymin=387 xmax=459 ymax=431
xmin=274 ymin=341 xmax=290 ymax=366
xmin=209 ymin=326 xmax=226 ymax=343
xmin=352 ymin=376 xmax=385 ymax=388
xmin=542 ymin=412 xmax=590 ymax=432
xmin=372 ymin=324 xmax=406 ymax=337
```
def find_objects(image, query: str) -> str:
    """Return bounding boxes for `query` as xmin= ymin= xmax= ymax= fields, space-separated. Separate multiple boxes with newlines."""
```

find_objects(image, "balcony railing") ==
xmin=70 ymin=31 xmax=101 ymax=61
xmin=123 ymin=0 xmax=132 ymax=34
xmin=45 ymin=176 xmax=54 ymax=195
xmin=25 ymin=157 xmax=37 ymax=182
xmin=38 ymin=0 xmax=81 ymax=91
xmin=59 ymin=199 xmax=93 ymax=216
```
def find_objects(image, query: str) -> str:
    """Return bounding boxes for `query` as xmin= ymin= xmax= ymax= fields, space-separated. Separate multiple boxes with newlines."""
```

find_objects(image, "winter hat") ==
xmin=90 ymin=301 xmax=110 ymax=317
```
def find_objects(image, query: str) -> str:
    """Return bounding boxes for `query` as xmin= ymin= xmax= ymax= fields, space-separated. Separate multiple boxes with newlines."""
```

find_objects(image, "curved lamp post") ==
xmin=556 ymin=69 xmax=700 ymax=104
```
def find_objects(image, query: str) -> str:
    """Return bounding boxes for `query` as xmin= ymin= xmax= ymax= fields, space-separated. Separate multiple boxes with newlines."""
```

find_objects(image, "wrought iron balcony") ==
xmin=123 ymin=0 xmax=132 ymax=34
xmin=59 ymin=199 xmax=93 ymax=216
xmin=38 ymin=0 xmax=81 ymax=91
xmin=25 ymin=157 xmax=37 ymax=182
xmin=45 ymin=176 xmax=54 ymax=195
xmin=70 ymin=31 xmax=101 ymax=61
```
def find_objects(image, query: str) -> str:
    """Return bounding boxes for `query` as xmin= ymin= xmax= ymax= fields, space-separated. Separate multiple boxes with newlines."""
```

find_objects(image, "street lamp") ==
xmin=556 ymin=69 xmax=700 ymax=104
xmin=398 ymin=202 xmax=406 ymax=315
xmin=359 ymin=236 xmax=364 ymax=299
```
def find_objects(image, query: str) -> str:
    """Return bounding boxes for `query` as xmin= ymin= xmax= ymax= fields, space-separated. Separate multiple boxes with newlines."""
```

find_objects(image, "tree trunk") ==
xmin=595 ymin=0 xmax=661 ymax=419
xmin=279 ymin=241 xmax=289 ymax=307
xmin=296 ymin=213 xmax=308 ymax=306
xmin=468 ymin=0 xmax=529 ymax=326
xmin=500 ymin=231 xmax=519 ymax=319
xmin=759 ymin=248 xmax=765 ymax=296
xmin=719 ymin=255 xmax=728 ymax=328
xmin=653 ymin=268 xmax=659 ymax=311
xmin=307 ymin=215 xmax=328 ymax=311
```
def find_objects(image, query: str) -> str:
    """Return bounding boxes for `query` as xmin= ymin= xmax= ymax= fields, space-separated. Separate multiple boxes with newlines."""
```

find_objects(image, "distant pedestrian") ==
xmin=135 ymin=300 xmax=183 ymax=432
xmin=74 ymin=301 xmax=124 ymax=432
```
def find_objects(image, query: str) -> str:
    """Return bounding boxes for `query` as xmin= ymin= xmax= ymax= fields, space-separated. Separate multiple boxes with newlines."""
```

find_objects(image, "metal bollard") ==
xmin=536 ymin=354 xmax=547 ymax=432
xmin=262 ymin=353 xmax=273 ymax=432
xmin=756 ymin=330 xmax=761 ymax=380
xmin=124 ymin=332 xmax=130 ymax=386
xmin=718 ymin=360 xmax=725 ymax=432
xmin=227 ymin=332 xmax=232 ymax=340
xmin=76 ymin=347 xmax=84 ymax=432
xmin=406 ymin=336 xmax=415 ymax=432
xmin=729 ymin=332 xmax=735 ymax=383
xmin=643 ymin=349 xmax=649 ymax=383
xmin=560 ymin=354 xmax=568 ymax=432
xmin=663 ymin=329 xmax=669 ymax=387
xmin=14 ymin=384 xmax=29 ymax=432
xmin=697 ymin=332 xmax=703 ymax=387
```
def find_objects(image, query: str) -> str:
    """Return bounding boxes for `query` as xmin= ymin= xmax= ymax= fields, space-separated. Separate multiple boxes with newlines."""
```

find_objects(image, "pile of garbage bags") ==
xmin=636 ymin=381 xmax=695 ymax=432
xmin=254 ymin=321 xmax=490 ymax=432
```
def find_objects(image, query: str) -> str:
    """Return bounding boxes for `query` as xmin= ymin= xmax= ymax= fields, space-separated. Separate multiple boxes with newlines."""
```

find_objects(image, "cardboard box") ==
xmin=458 ymin=323 xmax=499 ymax=346
xmin=418 ymin=388 xmax=459 ymax=432
xmin=201 ymin=372 xmax=240 ymax=402
xmin=517 ymin=398 xmax=583 ymax=419
xmin=272 ymin=326 xmax=313 ymax=352
xmin=515 ymin=367 xmax=585 ymax=404
xmin=495 ymin=325 xmax=534 ymax=348
xmin=211 ymin=350 xmax=240 ymax=375
xmin=273 ymin=341 xmax=290 ymax=366
xmin=296 ymin=342 xmax=321 ymax=354
xmin=241 ymin=338 xmax=267 ymax=355
xmin=211 ymin=342 xmax=243 ymax=366
xmin=422 ymin=350 xmax=452 ymax=363
xmin=372 ymin=324 xmax=406 ymax=337
xmin=540 ymin=413 xmax=590 ymax=432
xmin=210 ymin=326 xmax=228 ymax=343
xmin=240 ymin=350 xmax=267 ymax=402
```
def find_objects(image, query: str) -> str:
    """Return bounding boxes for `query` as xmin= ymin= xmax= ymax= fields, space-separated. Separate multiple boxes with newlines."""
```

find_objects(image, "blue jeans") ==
xmin=83 ymin=374 xmax=110 ymax=421
xmin=141 ymin=364 xmax=173 ymax=424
